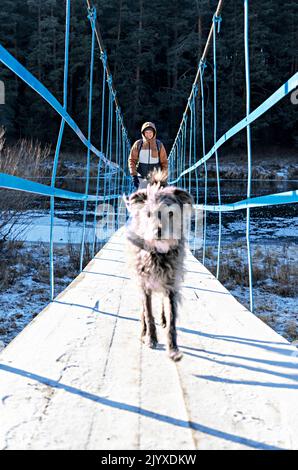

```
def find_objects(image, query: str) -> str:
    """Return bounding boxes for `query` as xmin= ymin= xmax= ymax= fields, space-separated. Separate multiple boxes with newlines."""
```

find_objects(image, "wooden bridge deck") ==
xmin=0 ymin=229 xmax=297 ymax=450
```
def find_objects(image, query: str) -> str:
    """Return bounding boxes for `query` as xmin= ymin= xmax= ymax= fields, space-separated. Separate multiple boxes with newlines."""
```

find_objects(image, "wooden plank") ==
xmin=0 ymin=229 xmax=297 ymax=449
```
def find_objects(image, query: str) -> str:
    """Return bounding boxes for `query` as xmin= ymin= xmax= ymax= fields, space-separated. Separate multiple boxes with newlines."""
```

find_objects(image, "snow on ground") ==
xmin=5 ymin=210 xmax=298 ymax=246
xmin=202 ymin=215 xmax=298 ymax=242
xmin=232 ymin=285 xmax=297 ymax=338
xmin=5 ymin=215 xmax=92 ymax=244
xmin=199 ymin=241 xmax=298 ymax=342
xmin=0 ymin=242 xmax=78 ymax=347
xmin=226 ymin=217 xmax=298 ymax=240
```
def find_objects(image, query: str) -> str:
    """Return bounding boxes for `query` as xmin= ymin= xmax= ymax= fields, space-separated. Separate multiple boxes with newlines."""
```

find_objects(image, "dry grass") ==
xmin=203 ymin=243 xmax=297 ymax=298
xmin=66 ymin=241 xmax=102 ymax=271
xmin=197 ymin=242 xmax=297 ymax=341
xmin=258 ymin=313 xmax=278 ymax=327
xmin=285 ymin=321 xmax=298 ymax=340
xmin=0 ymin=240 xmax=26 ymax=289
xmin=0 ymin=127 xmax=51 ymax=244
xmin=0 ymin=237 xmax=105 ymax=345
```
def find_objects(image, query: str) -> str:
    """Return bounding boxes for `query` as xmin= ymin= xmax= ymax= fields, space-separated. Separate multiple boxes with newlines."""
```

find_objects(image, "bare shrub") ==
xmin=0 ymin=239 xmax=26 ymax=289
xmin=0 ymin=127 xmax=51 ymax=245
xmin=67 ymin=241 xmax=93 ymax=272
xmin=285 ymin=321 xmax=298 ymax=340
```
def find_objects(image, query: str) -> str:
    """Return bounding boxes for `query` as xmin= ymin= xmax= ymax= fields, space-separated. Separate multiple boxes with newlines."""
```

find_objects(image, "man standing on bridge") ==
xmin=128 ymin=122 xmax=168 ymax=191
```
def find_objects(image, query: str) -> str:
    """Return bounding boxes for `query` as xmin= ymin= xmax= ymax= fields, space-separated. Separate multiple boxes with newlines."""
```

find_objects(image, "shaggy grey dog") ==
xmin=125 ymin=170 xmax=192 ymax=361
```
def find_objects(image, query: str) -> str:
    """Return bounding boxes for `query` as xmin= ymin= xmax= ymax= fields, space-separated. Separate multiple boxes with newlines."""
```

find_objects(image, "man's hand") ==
xmin=132 ymin=175 xmax=139 ymax=190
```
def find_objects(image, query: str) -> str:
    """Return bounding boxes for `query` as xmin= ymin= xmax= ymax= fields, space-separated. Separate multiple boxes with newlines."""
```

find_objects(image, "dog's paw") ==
xmin=168 ymin=349 xmax=183 ymax=362
xmin=142 ymin=335 xmax=158 ymax=349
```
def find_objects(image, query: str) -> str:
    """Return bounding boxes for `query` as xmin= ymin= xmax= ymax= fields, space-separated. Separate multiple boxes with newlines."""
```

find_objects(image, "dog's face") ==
xmin=127 ymin=183 xmax=192 ymax=253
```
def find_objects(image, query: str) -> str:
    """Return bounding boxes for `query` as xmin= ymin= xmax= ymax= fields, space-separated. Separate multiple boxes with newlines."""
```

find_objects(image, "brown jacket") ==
xmin=128 ymin=122 xmax=168 ymax=178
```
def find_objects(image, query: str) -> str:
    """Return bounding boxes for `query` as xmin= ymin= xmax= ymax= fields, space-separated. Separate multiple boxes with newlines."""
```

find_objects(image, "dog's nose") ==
xmin=153 ymin=226 xmax=162 ymax=239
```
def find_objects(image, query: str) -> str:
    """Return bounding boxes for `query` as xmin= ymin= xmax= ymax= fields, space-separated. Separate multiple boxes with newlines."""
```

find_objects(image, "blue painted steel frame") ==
xmin=168 ymin=1 xmax=298 ymax=314
xmin=0 ymin=1 xmax=131 ymax=299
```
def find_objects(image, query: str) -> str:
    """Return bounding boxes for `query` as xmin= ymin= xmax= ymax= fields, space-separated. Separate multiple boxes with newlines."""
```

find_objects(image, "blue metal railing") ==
xmin=0 ymin=0 xmax=131 ymax=300
xmin=0 ymin=0 xmax=297 ymax=312
xmin=168 ymin=0 xmax=298 ymax=312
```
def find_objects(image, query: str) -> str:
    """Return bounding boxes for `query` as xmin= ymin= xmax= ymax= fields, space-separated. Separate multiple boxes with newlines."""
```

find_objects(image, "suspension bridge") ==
xmin=0 ymin=0 xmax=297 ymax=450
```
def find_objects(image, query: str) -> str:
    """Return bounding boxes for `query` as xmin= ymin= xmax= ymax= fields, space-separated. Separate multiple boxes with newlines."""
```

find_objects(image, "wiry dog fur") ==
xmin=125 ymin=170 xmax=192 ymax=361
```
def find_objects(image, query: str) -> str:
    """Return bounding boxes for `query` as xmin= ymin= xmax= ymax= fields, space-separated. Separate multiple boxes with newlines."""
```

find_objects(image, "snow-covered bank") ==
xmin=0 ymin=240 xmax=103 ymax=347
xmin=199 ymin=241 xmax=297 ymax=342
xmin=60 ymin=151 xmax=298 ymax=179
xmin=206 ymin=160 xmax=298 ymax=181
xmin=7 ymin=215 xmax=91 ymax=244
xmin=2 ymin=212 xmax=118 ymax=244
xmin=3 ymin=206 xmax=298 ymax=246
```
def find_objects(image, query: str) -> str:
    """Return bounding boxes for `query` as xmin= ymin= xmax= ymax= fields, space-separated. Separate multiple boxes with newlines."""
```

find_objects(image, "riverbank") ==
xmin=0 ymin=241 xmax=76 ymax=348
xmin=199 ymin=241 xmax=297 ymax=342
xmin=45 ymin=149 xmax=298 ymax=186
xmin=206 ymin=151 xmax=298 ymax=181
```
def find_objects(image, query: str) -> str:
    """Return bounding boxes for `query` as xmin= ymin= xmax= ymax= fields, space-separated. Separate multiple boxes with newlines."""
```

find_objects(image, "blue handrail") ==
xmin=244 ymin=0 xmax=254 ymax=311
xmin=168 ymin=1 xmax=298 ymax=313
xmin=169 ymin=72 xmax=298 ymax=186
xmin=0 ymin=0 xmax=297 ymax=313
xmin=49 ymin=0 xmax=71 ymax=300
xmin=213 ymin=14 xmax=222 ymax=280
xmin=0 ymin=2 xmax=131 ymax=299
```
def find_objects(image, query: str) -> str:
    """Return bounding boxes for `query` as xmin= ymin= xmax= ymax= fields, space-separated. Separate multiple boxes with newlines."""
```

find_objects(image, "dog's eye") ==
xmin=169 ymin=211 xmax=174 ymax=219
xmin=147 ymin=211 xmax=151 ymax=218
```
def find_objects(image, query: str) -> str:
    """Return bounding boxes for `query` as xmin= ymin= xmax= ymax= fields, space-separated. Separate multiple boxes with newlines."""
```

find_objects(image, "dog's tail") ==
xmin=148 ymin=168 xmax=168 ymax=187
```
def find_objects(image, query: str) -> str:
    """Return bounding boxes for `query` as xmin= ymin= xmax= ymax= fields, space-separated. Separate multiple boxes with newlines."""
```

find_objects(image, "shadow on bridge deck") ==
xmin=0 ymin=229 xmax=297 ymax=450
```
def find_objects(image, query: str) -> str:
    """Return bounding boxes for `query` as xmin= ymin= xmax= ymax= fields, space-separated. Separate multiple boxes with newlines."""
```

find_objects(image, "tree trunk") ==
xmin=196 ymin=0 xmax=202 ymax=60
xmin=291 ymin=0 xmax=297 ymax=75
xmin=133 ymin=0 xmax=143 ymax=128
xmin=51 ymin=3 xmax=57 ymax=72
xmin=230 ymin=0 xmax=236 ymax=127
xmin=170 ymin=0 xmax=179 ymax=133
xmin=113 ymin=0 xmax=123 ymax=80
xmin=38 ymin=0 xmax=41 ymax=81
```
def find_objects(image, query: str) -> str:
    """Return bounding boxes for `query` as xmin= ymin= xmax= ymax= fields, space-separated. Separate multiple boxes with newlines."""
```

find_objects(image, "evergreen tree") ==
xmin=0 ymin=0 xmax=296 ymax=151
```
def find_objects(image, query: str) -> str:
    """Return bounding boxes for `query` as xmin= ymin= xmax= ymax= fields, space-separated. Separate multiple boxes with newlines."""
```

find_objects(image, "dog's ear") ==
xmin=130 ymin=190 xmax=147 ymax=204
xmin=148 ymin=169 xmax=168 ymax=187
xmin=173 ymin=188 xmax=193 ymax=206
xmin=127 ymin=190 xmax=147 ymax=211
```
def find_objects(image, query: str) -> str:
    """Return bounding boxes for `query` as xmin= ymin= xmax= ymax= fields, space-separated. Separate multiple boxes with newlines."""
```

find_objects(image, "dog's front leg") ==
xmin=140 ymin=308 xmax=147 ymax=338
xmin=141 ymin=290 xmax=157 ymax=348
xmin=160 ymin=298 xmax=167 ymax=328
xmin=164 ymin=291 xmax=183 ymax=361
